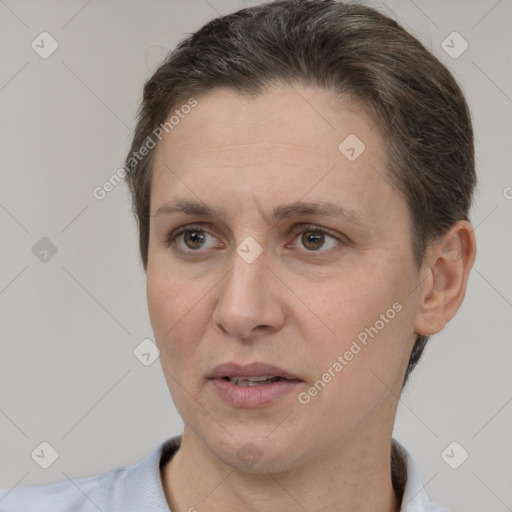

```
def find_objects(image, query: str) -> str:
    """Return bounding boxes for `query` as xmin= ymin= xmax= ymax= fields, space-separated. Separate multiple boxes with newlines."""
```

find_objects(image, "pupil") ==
xmin=302 ymin=231 xmax=323 ymax=250
xmin=185 ymin=231 xmax=204 ymax=249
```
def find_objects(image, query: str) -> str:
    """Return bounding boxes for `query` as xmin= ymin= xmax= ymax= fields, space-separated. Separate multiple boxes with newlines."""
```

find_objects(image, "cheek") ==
xmin=146 ymin=261 xmax=212 ymax=366
xmin=311 ymin=263 xmax=413 ymax=381
xmin=300 ymin=296 xmax=410 ymax=434
xmin=146 ymin=267 xmax=178 ymax=339
xmin=146 ymin=247 xmax=193 ymax=330
xmin=146 ymin=266 xmax=215 ymax=422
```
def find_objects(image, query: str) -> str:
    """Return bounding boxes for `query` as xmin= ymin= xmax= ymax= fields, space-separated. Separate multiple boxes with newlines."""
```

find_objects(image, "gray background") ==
xmin=0 ymin=1 xmax=511 ymax=510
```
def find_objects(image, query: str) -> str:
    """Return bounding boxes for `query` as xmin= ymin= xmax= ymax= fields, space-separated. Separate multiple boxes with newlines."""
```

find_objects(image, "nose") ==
xmin=212 ymin=245 xmax=286 ymax=341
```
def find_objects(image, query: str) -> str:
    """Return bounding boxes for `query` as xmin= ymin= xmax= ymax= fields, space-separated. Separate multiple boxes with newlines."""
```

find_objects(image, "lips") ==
xmin=209 ymin=362 xmax=303 ymax=408
xmin=209 ymin=362 xmax=301 ymax=382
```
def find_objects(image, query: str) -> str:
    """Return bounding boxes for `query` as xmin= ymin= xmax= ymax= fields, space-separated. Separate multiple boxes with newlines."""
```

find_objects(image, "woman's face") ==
xmin=146 ymin=84 xmax=423 ymax=471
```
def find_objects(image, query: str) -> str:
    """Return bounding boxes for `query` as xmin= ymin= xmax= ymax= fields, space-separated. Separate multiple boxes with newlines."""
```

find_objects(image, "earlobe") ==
xmin=414 ymin=221 xmax=476 ymax=336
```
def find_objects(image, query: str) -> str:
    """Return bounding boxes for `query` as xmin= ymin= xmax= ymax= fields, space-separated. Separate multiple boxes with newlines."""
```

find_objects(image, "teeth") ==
xmin=227 ymin=376 xmax=280 ymax=386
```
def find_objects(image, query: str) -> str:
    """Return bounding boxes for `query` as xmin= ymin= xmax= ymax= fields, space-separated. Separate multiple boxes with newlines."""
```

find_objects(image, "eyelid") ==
xmin=289 ymin=223 xmax=346 ymax=241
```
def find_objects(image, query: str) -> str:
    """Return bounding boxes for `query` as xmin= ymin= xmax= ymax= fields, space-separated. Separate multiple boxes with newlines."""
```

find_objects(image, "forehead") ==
xmin=150 ymin=84 xmax=403 ymax=228
xmin=155 ymin=85 xmax=380 ymax=162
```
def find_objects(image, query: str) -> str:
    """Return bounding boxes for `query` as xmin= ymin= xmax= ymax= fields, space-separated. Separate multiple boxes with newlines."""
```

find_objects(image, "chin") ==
xmin=204 ymin=427 xmax=307 ymax=474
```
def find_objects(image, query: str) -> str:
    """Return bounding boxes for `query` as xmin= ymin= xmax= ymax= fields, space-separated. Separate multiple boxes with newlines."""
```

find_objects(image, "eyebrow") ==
xmin=155 ymin=198 xmax=372 ymax=227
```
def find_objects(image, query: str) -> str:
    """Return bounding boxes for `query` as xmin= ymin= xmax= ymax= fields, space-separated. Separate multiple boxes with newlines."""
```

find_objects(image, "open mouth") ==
xmin=222 ymin=376 xmax=285 ymax=386
xmin=210 ymin=365 xmax=302 ymax=407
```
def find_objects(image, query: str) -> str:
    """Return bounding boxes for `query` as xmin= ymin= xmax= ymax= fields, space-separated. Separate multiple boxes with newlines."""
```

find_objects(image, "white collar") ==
xmin=392 ymin=439 xmax=446 ymax=511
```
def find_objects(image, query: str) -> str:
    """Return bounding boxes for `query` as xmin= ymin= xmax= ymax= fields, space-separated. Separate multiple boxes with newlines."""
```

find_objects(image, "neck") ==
xmin=161 ymin=426 xmax=400 ymax=512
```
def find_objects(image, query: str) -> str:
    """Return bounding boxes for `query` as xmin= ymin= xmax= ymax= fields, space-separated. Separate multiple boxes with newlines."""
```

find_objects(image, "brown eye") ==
xmin=290 ymin=224 xmax=344 ymax=253
xmin=166 ymin=225 xmax=219 ymax=252
xmin=182 ymin=229 xmax=207 ymax=250
xmin=301 ymin=231 xmax=325 ymax=251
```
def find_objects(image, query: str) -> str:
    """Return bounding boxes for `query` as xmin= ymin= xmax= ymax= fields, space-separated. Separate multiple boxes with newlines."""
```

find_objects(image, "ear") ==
xmin=414 ymin=220 xmax=477 ymax=336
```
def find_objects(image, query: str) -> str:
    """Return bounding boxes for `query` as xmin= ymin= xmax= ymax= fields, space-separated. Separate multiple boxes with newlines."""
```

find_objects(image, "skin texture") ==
xmin=146 ymin=84 xmax=476 ymax=512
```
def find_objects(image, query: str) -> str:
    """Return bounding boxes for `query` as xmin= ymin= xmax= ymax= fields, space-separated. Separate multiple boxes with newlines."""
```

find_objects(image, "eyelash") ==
xmin=165 ymin=223 xmax=346 ymax=255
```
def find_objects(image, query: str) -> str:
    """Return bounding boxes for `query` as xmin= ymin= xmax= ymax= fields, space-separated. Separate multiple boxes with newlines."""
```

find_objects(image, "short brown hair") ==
xmin=123 ymin=0 xmax=476 ymax=383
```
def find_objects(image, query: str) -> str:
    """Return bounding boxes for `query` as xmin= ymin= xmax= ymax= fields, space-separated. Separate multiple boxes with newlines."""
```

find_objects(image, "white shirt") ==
xmin=0 ymin=436 xmax=446 ymax=511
